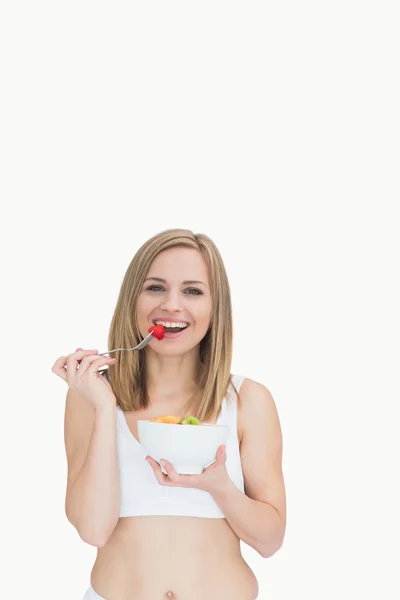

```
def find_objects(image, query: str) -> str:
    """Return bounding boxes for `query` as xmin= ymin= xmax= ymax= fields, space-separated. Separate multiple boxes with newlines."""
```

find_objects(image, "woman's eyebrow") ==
xmin=144 ymin=277 xmax=207 ymax=287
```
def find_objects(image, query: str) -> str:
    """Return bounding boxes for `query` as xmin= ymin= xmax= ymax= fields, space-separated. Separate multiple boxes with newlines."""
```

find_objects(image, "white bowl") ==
xmin=137 ymin=420 xmax=229 ymax=474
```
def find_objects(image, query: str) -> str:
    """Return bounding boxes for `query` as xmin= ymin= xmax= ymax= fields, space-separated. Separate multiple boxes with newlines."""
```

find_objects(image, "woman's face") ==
xmin=136 ymin=247 xmax=212 ymax=356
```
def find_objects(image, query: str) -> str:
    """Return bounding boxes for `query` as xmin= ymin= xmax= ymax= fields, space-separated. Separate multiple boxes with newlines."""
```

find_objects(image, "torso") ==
xmin=90 ymin=386 xmax=259 ymax=600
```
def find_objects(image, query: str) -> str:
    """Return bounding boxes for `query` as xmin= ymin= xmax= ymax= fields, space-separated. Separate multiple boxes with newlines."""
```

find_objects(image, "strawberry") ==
xmin=148 ymin=324 xmax=165 ymax=340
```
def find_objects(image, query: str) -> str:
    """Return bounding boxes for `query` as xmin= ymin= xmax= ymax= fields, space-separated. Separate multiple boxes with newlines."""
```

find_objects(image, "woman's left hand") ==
xmin=146 ymin=445 xmax=230 ymax=494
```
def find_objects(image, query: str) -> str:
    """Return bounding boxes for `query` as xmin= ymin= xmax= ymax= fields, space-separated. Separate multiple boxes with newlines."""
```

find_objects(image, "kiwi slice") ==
xmin=180 ymin=415 xmax=202 ymax=425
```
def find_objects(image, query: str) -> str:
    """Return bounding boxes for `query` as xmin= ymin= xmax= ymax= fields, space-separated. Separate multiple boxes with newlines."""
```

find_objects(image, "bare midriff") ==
xmin=90 ymin=515 xmax=259 ymax=600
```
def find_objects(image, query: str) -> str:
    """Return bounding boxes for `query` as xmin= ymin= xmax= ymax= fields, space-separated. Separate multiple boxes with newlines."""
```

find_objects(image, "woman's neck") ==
xmin=145 ymin=350 xmax=202 ymax=402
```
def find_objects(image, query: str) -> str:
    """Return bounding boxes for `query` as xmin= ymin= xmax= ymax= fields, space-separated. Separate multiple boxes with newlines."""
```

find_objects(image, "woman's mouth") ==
xmin=162 ymin=328 xmax=188 ymax=338
xmin=152 ymin=320 xmax=190 ymax=339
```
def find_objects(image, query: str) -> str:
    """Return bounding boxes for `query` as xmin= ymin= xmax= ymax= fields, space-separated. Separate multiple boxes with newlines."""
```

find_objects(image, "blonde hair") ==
xmin=105 ymin=228 xmax=238 ymax=422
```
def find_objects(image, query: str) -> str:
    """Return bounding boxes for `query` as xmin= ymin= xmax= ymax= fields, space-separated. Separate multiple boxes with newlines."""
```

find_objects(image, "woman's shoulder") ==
xmin=231 ymin=373 xmax=268 ymax=395
xmin=235 ymin=375 xmax=271 ymax=396
xmin=236 ymin=375 xmax=274 ymax=405
xmin=232 ymin=376 xmax=268 ymax=446
xmin=235 ymin=376 xmax=278 ymax=430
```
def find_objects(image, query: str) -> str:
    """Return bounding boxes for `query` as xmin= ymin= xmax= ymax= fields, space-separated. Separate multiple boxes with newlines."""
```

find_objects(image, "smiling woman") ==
xmin=106 ymin=229 xmax=233 ymax=422
xmin=52 ymin=228 xmax=286 ymax=600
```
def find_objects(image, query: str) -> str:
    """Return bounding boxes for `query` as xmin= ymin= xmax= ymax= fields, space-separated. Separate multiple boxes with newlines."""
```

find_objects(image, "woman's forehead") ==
xmin=148 ymin=248 xmax=209 ymax=281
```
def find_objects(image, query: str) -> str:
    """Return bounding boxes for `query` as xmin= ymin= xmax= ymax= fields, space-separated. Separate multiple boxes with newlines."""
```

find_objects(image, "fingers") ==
xmin=77 ymin=355 xmax=116 ymax=377
xmin=146 ymin=456 xmax=207 ymax=489
xmin=146 ymin=457 xmax=172 ymax=486
xmin=65 ymin=350 xmax=100 ymax=383
xmin=51 ymin=349 xmax=98 ymax=383
xmin=160 ymin=460 xmax=182 ymax=484
xmin=51 ymin=355 xmax=70 ymax=382
xmin=148 ymin=458 xmax=201 ymax=487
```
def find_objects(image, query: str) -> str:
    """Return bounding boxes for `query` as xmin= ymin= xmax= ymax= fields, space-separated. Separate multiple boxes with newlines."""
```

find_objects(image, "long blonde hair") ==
xmin=105 ymin=228 xmax=237 ymax=422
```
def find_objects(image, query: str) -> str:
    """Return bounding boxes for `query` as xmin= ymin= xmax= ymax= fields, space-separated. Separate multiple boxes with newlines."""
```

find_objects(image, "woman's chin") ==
xmin=149 ymin=342 xmax=201 ymax=358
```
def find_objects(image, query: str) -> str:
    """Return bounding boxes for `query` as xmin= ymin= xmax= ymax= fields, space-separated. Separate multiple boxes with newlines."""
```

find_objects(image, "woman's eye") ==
xmin=146 ymin=286 xmax=202 ymax=295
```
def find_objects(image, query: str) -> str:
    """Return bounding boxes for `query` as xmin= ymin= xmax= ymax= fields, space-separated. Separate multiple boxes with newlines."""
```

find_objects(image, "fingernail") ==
xmin=160 ymin=460 xmax=166 ymax=467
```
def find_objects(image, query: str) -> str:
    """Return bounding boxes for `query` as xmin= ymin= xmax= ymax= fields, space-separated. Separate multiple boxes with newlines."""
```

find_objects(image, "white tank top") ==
xmin=116 ymin=374 xmax=246 ymax=518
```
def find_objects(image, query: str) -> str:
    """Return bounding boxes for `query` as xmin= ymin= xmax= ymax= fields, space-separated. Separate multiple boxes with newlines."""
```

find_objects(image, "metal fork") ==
xmin=96 ymin=332 xmax=155 ymax=376
xmin=98 ymin=331 xmax=155 ymax=356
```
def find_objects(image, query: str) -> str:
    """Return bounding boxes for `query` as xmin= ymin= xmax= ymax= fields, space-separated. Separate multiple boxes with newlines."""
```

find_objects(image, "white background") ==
xmin=1 ymin=1 xmax=399 ymax=599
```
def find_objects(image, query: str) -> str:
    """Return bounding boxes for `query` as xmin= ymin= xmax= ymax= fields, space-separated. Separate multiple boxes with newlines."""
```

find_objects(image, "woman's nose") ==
xmin=159 ymin=290 xmax=184 ymax=311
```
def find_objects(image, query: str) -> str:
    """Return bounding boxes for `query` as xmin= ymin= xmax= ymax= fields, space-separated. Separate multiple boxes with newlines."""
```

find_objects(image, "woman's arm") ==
xmin=64 ymin=390 xmax=120 ymax=547
xmin=210 ymin=379 xmax=286 ymax=558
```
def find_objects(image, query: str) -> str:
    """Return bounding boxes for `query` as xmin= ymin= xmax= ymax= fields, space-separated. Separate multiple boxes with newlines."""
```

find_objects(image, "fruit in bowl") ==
xmin=150 ymin=414 xmax=205 ymax=425
xmin=151 ymin=415 xmax=182 ymax=424
xmin=137 ymin=414 xmax=228 ymax=475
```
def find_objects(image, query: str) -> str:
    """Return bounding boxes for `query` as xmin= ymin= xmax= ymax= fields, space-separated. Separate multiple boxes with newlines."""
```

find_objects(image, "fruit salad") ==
xmin=150 ymin=415 xmax=215 ymax=426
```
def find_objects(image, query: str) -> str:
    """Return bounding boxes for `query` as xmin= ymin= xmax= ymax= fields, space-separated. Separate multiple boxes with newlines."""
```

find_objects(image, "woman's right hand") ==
xmin=51 ymin=348 xmax=117 ymax=409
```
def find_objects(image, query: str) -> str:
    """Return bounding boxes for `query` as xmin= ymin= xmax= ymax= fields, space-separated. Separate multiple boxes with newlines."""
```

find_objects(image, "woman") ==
xmin=52 ymin=228 xmax=286 ymax=600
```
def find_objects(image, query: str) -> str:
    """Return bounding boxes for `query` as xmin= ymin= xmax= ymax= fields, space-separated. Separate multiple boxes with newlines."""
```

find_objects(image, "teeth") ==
xmin=155 ymin=321 xmax=188 ymax=329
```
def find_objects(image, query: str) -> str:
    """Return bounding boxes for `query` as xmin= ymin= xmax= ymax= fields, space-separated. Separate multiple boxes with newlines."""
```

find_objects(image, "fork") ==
xmin=98 ymin=331 xmax=155 ymax=356
xmin=95 ymin=331 xmax=155 ymax=376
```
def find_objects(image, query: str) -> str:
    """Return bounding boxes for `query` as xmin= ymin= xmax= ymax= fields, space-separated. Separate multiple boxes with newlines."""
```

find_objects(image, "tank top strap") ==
xmin=116 ymin=405 xmax=126 ymax=432
xmin=220 ymin=374 xmax=245 ymax=426
xmin=230 ymin=373 xmax=246 ymax=393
